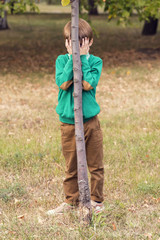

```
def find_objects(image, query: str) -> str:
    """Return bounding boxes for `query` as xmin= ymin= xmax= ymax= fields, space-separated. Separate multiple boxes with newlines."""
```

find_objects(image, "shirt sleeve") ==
xmin=80 ymin=55 xmax=103 ymax=91
xmin=55 ymin=55 xmax=73 ymax=90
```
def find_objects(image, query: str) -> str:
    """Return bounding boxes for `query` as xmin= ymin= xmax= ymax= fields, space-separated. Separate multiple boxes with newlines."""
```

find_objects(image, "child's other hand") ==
xmin=80 ymin=37 xmax=89 ymax=55
xmin=65 ymin=39 xmax=72 ymax=55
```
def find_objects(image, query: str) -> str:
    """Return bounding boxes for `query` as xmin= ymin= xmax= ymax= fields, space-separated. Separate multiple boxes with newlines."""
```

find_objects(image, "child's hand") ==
xmin=80 ymin=37 xmax=90 ymax=55
xmin=65 ymin=39 xmax=72 ymax=55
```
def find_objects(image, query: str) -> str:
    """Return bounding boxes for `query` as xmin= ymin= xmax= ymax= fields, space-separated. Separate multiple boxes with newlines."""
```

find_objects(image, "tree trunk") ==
xmin=47 ymin=0 xmax=52 ymax=5
xmin=88 ymin=0 xmax=98 ymax=15
xmin=142 ymin=18 xmax=158 ymax=35
xmin=10 ymin=1 xmax=15 ymax=15
xmin=79 ymin=0 xmax=81 ymax=14
xmin=71 ymin=0 xmax=92 ymax=224
xmin=0 ymin=11 xmax=9 ymax=30
xmin=0 ymin=0 xmax=9 ymax=30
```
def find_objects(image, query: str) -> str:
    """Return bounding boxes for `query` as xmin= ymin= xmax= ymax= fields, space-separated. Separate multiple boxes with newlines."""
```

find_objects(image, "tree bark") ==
xmin=142 ymin=17 xmax=158 ymax=35
xmin=71 ymin=0 xmax=92 ymax=224
xmin=47 ymin=0 xmax=52 ymax=5
xmin=10 ymin=1 xmax=15 ymax=14
xmin=0 ymin=11 xmax=9 ymax=30
xmin=88 ymin=0 xmax=98 ymax=15
xmin=0 ymin=0 xmax=9 ymax=30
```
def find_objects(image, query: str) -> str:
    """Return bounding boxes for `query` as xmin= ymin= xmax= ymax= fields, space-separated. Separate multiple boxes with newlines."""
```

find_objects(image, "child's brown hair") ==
xmin=63 ymin=18 xmax=93 ymax=45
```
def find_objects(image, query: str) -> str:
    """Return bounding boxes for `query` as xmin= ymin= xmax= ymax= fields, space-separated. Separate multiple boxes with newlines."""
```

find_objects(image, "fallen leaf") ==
xmin=152 ymin=197 xmax=160 ymax=203
xmin=128 ymin=206 xmax=136 ymax=212
xmin=156 ymin=197 xmax=160 ymax=203
xmin=112 ymin=222 xmax=116 ymax=231
xmin=14 ymin=198 xmax=21 ymax=205
xmin=9 ymin=231 xmax=17 ymax=235
xmin=8 ymin=132 xmax=14 ymax=136
xmin=143 ymin=204 xmax=149 ymax=208
xmin=37 ymin=215 xmax=44 ymax=224
xmin=17 ymin=215 xmax=25 ymax=220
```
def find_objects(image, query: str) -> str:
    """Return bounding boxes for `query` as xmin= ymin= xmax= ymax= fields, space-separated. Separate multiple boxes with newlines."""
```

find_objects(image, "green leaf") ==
xmin=122 ymin=10 xmax=130 ymax=18
xmin=61 ymin=0 xmax=70 ymax=7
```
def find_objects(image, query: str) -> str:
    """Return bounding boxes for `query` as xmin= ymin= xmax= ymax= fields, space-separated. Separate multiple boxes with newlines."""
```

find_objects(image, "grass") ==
xmin=0 ymin=9 xmax=160 ymax=239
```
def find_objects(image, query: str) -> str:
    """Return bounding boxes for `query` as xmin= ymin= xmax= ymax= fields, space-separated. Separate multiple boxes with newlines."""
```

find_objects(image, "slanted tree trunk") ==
xmin=88 ymin=0 xmax=98 ymax=15
xmin=71 ymin=0 xmax=92 ymax=224
xmin=142 ymin=17 xmax=158 ymax=35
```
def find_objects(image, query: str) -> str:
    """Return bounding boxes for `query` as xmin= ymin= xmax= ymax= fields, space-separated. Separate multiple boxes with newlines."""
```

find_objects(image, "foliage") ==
xmin=60 ymin=0 xmax=160 ymax=24
xmin=104 ymin=0 xmax=160 ymax=24
xmin=0 ymin=0 xmax=39 ymax=17
xmin=1 ymin=0 xmax=160 ymax=25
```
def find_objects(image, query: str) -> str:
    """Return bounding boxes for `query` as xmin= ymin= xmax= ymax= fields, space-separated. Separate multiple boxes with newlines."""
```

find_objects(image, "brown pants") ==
xmin=60 ymin=115 xmax=104 ymax=205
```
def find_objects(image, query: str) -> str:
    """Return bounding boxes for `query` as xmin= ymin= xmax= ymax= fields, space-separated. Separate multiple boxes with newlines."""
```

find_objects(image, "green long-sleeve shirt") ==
xmin=55 ymin=53 xmax=103 ymax=124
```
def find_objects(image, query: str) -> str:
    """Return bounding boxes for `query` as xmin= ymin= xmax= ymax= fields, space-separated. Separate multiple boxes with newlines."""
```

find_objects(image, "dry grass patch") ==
xmin=0 ymin=13 xmax=160 ymax=239
xmin=0 ymin=64 xmax=160 ymax=238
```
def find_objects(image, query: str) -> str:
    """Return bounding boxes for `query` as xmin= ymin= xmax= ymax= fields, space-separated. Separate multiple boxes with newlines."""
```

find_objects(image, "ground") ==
xmin=0 ymin=8 xmax=160 ymax=240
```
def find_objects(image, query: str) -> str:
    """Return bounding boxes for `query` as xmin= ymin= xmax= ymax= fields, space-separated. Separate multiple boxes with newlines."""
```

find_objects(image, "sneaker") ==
xmin=46 ymin=202 xmax=74 ymax=216
xmin=91 ymin=200 xmax=105 ymax=214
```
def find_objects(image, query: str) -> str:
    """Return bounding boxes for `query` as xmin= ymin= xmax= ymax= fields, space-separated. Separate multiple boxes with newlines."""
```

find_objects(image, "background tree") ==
xmin=104 ymin=0 xmax=160 ymax=35
xmin=0 ymin=0 xmax=39 ymax=30
xmin=0 ymin=0 xmax=9 ymax=30
xmin=2 ymin=0 xmax=159 ymax=35
xmin=142 ymin=17 xmax=158 ymax=35
xmin=78 ymin=0 xmax=159 ymax=35
xmin=88 ymin=0 xmax=98 ymax=15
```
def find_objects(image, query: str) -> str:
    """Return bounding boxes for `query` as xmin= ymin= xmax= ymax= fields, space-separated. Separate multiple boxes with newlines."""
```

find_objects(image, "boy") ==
xmin=47 ymin=19 xmax=104 ymax=215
